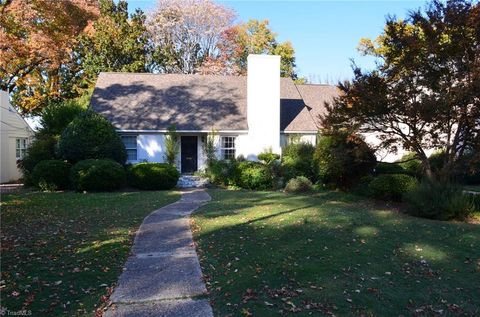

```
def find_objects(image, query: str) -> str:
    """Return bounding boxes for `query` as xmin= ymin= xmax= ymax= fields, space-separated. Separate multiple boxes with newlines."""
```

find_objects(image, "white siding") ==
xmin=0 ymin=91 xmax=34 ymax=183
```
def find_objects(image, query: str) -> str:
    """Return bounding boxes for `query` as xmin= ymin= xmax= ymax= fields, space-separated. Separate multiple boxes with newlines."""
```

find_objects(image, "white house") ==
xmin=0 ymin=90 xmax=34 ymax=183
xmin=91 ymin=54 xmax=338 ymax=173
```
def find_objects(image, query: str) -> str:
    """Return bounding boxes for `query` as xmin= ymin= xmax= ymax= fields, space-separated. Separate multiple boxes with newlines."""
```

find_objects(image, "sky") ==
xmin=128 ymin=0 xmax=426 ymax=83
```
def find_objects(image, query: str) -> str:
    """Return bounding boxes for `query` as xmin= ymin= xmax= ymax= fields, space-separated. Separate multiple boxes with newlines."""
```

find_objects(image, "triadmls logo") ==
xmin=0 ymin=308 xmax=32 ymax=316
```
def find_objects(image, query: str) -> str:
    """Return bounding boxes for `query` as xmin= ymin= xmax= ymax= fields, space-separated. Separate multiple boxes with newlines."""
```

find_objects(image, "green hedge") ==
xmin=32 ymin=160 xmax=71 ymax=191
xmin=58 ymin=112 xmax=127 ymax=164
xmin=368 ymin=174 xmax=418 ymax=202
xmin=281 ymin=142 xmax=315 ymax=182
xmin=375 ymin=162 xmax=405 ymax=175
xmin=314 ymin=132 xmax=376 ymax=188
xmin=128 ymin=163 xmax=179 ymax=190
xmin=238 ymin=161 xmax=273 ymax=190
xmin=71 ymin=159 xmax=126 ymax=192
xmin=206 ymin=160 xmax=239 ymax=187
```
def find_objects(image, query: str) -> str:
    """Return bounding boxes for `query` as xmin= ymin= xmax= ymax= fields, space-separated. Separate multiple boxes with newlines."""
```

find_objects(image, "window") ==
xmin=221 ymin=136 xmax=236 ymax=160
xmin=121 ymin=135 xmax=137 ymax=161
xmin=16 ymin=138 xmax=28 ymax=159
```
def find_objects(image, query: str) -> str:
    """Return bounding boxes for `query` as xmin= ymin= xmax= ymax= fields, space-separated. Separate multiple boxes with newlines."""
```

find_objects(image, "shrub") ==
xmin=40 ymin=99 xmax=86 ymax=135
xmin=351 ymin=175 xmax=375 ymax=197
xmin=405 ymin=180 xmax=475 ymax=220
xmin=374 ymin=162 xmax=405 ymax=175
xmin=281 ymin=142 xmax=315 ymax=182
xmin=368 ymin=174 xmax=418 ymax=201
xmin=164 ymin=125 xmax=179 ymax=165
xmin=313 ymin=131 xmax=376 ymax=188
xmin=238 ymin=161 xmax=272 ymax=190
xmin=58 ymin=112 xmax=127 ymax=164
xmin=284 ymin=176 xmax=312 ymax=193
xmin=398 ymin=152 xmax=422 ymax=177
xmin=206 ymin=160 xmax=239 ymax=186
xmin=258 ymin=150 xmax=280 ymax=166
xmin=18 ymin=135 xmax=58 ymax=184
xmin=128 ymin=163 xmax=179 ymax=190
xmin=71 ymin=159 xmax=126 ymax=191
xmin=32 ymin=160 xmax=71 ymax=191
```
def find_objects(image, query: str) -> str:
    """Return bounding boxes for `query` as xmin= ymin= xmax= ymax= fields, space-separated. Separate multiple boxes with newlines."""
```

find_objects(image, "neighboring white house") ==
xmin=91 ymin=54 xmax=338 ymax=173
xmin=0 ymin=90 xmax=34 ymax=183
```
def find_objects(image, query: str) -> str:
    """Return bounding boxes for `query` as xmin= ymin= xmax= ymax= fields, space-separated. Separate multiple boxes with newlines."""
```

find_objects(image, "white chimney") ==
xmin=247 ymin=54 xmax=281 ymax=158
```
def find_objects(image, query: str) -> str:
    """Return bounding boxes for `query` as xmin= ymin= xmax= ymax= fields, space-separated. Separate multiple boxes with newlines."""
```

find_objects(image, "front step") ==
xmin=176 ymin=175 xmax=210 ymax=188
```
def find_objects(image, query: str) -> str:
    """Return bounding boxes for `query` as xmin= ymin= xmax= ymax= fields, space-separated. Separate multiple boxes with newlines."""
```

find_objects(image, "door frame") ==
xmin=180 ymin=135 xmax=198 ymax=174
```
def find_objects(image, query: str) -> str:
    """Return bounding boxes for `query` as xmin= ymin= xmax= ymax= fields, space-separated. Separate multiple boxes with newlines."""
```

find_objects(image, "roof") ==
xmin=295 ymin=84 xmax=340 ymax=128
xmin=91 ymin=73 xmax=338 ymax=132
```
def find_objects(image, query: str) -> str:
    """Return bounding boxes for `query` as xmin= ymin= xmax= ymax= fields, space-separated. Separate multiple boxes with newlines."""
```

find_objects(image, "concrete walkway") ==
xmin=104 ymin=189 xmax=213 ymax=317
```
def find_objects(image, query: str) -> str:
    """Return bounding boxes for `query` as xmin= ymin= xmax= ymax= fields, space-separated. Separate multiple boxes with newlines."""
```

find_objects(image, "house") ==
xmin=91 ymin=54 xmax=338 ymax=173
xmin=0 ymin=90 xmax=34 ymax=183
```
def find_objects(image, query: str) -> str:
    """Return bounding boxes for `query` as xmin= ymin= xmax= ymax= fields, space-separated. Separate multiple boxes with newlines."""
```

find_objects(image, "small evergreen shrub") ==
xmin=405 ymin=180 xmax=475 ymax=220
xmin=238 ymin=161 xmax=272 ymax=190
xmin=207 ymin=160 xmax=239 ymax=186
xmin=58 ymin=112 xmax=127 ymax=164
xmin=368 ymin=174 xmax=418 ymax=201
xmin=128 ymin=163 xmax=179 ymax=190
xmin=284 ymin=176 xmax=312 ymax=193
xmin=281 ymin=142 xmax=315 ymax=182
xmin=374 ymin=162 xmax=405 ymax=175
xmin=32 ymin=160 xmax=71 ymax=191
xmin=351 ymin=175 xmax=375 ymax=197
xmin=71 ymin=159 xmax=126 ymax=192
xmin=313 ymin=131 xmax=376 ymax=188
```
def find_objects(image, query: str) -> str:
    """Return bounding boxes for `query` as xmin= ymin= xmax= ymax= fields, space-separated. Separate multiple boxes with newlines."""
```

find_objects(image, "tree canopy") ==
xmin=1 ymin=0 xmax=300 ymax=113
xmin=323 ymin=0 xmax=480 ymax=179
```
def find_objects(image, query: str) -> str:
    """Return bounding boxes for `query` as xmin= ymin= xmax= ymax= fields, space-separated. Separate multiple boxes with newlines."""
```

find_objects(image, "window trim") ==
xmin=121 ymin=135 xmax=138 ymax=162
xmin=220 ymin=136 xmax=236 ymax=160
xmin=15 ymin=138 xmax=28 ymax=160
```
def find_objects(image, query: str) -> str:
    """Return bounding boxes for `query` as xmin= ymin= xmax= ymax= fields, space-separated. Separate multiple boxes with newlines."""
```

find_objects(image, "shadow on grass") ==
xmin=192 ymin=189 xmax=480 ymax=316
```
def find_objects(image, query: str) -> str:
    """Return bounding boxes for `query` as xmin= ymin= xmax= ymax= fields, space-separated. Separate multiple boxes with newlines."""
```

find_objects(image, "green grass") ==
xmin=1 ymin=190 xmax=179 ymax=316
xmin=192 ymin=189 xmax=480 ymax=316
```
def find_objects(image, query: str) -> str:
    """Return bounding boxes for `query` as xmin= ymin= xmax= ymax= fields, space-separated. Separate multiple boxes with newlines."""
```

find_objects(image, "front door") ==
xmin=181 ymin=136 xmax=198 ymax=173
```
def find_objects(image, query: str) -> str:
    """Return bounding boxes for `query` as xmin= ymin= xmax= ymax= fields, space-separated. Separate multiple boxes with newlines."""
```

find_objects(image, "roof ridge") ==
xmin=98 ymin=72 xmax=246 ymax=78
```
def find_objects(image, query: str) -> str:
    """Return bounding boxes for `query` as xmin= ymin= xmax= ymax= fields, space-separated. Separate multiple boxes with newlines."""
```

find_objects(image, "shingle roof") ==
xmin=295 ymin=84 xmax=339 ymax=129
xmin=91 ymin=73 xmax=338 ymax=132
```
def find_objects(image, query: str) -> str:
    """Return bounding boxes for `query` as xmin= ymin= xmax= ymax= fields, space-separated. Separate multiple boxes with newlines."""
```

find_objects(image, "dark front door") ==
xmin=181 ymin=136 xmax=198 ymax=173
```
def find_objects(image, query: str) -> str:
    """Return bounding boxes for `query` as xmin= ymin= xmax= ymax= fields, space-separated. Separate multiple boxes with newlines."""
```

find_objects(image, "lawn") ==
xmin=192 ymin=189 xmax=480 ymax=316
xmin=0 ymin=190 xmax=179 ymax=316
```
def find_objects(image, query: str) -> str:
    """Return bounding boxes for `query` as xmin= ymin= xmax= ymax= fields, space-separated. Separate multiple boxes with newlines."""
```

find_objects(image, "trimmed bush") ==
xmin=313 ymin=131 xmax=376 ymax=188
xmin=351 ymin=175 xmax=375 ymax=197
xmin=71 ymin=159 xmax=126 ymax=192
xmin=238 ymin=161 xmax=272 ymax=190
xmin=58 ymin=112 xmax=127 ymax=164
xmin=128 ymin=163 xmax=179 ymax=190
xmin=405 ymin=180 xmax=475 ymax=220
xmin=284 ymin=176 xmax=312 ymax=193
xmin=206 ymin=160 xmax=239 ymax=186
xmin=368 ymin=174 xmax=418 ymax=201
xmin=281 ymin=142 xmax=315 ymax=182
xmin=32 ymin=160 xmax=71 ymax=191
xmin=18 ymin=135 xmax=58 ymax=184
xmin=374 ymin=162 xmax=405 ymax=175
